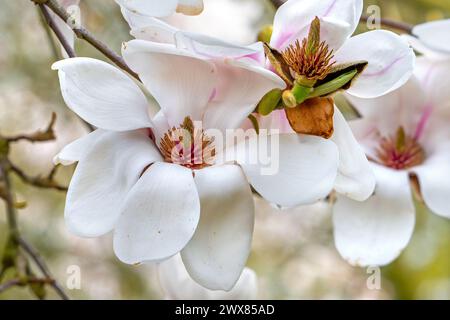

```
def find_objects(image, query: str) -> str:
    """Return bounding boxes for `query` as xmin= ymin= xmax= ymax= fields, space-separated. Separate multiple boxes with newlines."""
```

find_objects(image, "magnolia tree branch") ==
xmin=269 ymin=0 xmax=413 ymax=34
xmin=39 ymin=4 xmax=76 ymax=58
xmin=0 ymin=116 xmax=69 ymax=300
xmin=31 ymin=0 xmax=139 ymax=80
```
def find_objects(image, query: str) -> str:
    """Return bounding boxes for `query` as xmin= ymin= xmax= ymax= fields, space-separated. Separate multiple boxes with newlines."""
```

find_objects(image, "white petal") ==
xmin=52 ymin=58 xmax=152 ymax=131
xmin=413 ymin=147 xmax=450 ymax=219
xmin=116 ymin=0 xmax=178 ymax=18
xmin=336 ymin=30 xmax=415 ymax=98
xmin=332 ymin=107 xmax=375 ymax=201
xmin=203 ymin=59 xmax=285 ymax=132
xmin=271 ymin=0 xmax=362 ymax=50
xmin=333 ymin=164 xmax=415 ymax=266
xmin=174 ymin=31 xmax=259 ymax=58
xmin=181 ymin=165 xmax=255 ymax=291
xmin=65 ymin=130 xmax=162 ymax=237
xmin=159 ymin=255 xmax=257 ymax=300
xmin=176 ymin=0 xmax=204 ymax=16
xmin=130 ymin=19 xmax=178 ymax=43
xmin=53 ymin=129 xmax=105 ymax=166
xmin=113 ymin=162 xmax=200 ymax=264
xmin=122 ymin=40 xmax=217 ymax=126
xmin=232 ymin=133 xmax=339 ymax=207
xmin=412 ymin=20 xmax=450 ymax=55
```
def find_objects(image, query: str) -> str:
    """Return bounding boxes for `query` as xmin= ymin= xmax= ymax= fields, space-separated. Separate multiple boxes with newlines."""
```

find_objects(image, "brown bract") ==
xmin=285 ymin=97 xmax=335 ymax=139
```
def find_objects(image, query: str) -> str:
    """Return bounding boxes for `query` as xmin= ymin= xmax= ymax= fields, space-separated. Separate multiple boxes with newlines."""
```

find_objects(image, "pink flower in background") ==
xmin=52 ymin=39 xmax=340 ymax=290
xmin=158 ymin=255 xmax=258 ymax=300
xmin=333 ymin=57 xmax=450 ymax=267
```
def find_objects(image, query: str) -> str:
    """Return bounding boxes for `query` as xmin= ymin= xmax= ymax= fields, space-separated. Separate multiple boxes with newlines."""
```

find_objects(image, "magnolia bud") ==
xmin=282 ymin=90 xmax=297 ymax=108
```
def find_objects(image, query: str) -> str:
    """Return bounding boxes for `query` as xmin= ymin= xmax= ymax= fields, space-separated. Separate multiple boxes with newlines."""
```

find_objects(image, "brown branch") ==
xmin=0 ymin=277 xmax=56 ymax=295
xmin=9 ymin=162 xmax=68 ymax=192
xmin=32 ymin=0 xmax=139 ymax=81
xmin=39 ymin=4 xmax=76 ymax=58
xmin=4 ymin=113 xmax=56 ymax=143
xmin=18 ymin=237 xmax=69 ymax=300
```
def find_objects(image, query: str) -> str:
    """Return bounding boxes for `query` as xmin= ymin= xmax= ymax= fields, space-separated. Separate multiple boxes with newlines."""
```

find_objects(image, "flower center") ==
xmin=281 ymin=17 xmax=335 ymax=84
xmin=159 ymin=117 xmax=215 ymax=169
xmin=376 ymin=127 xmax=426 ymax=170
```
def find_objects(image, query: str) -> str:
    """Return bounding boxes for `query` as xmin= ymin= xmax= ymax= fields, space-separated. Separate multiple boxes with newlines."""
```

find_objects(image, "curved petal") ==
xmin=65 ymin=130 xmax=162 ymax=237
xmin=271 ymin=0 xmax=362 ymax=50
xmin=232 ymin=133 xmax=339 ymax=207
xmin=52 ymin=58 xmax=152 ymax=131
xmin=130 ymin=19 xmax=178 ymax=43
xmin=333 ymin=164 xmax=415 ymax=266
xmin=413 ymin=146 xmax=450 ymax=219
xmin=412 ymin=20 xmax=450 ymax=55
xmin=181 ymin=165 xmax=254 ymax=291
xmin=203 ymin=59 xmax=285 ymax=132
xmin=113 ymin=162 xmax=200 ymax=264
xmin=335 ymin=30 xmax=415 ymax=99
xmin=53 ymin=129 xmax=105 ymax=166
xmin=115 ymin=0 xmax=178 ymax=18
xmin=332 ymin=107 xmax=375 ymax=201
xmin=174 ymin=31 xmax=260 ymax=58
xmin=158 ymin=255 xmax=257 ymax=300
xmin=122 ymin=40 xmax=217 ymax=126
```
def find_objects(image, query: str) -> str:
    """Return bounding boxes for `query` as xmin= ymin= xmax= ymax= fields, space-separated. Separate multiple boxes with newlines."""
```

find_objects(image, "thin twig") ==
xmin=4 ymin=113 xmax=56 ymax=143
xmin=9 ymin=162 xmax=68 ymax=192
xmin=18 ymin=237 xmax=70 ymax=300
xmin=38 ymin=7 xmax=60 ymax=60
xmin=0 ymin=160 xmax=19 ymax=237
xmin=0 ymin=277 xmax=56 ymax=294
xmin=32 ymin=0 xmax=139 ymax=80
xmin=0 ymin=279 xmax=21 ymax=293
xmin=39 ymin=3 xmax=76 ymax=58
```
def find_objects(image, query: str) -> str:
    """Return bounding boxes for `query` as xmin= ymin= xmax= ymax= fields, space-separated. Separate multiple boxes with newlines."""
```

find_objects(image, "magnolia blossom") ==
xmin=333 ymin=57 xmax=450 ymax=267
xmin=158 ymin=255 xmax=257 ymax=300
xmin=53 ymin=39 xmax=340 ymax=290
xmin=404 ymin=19 xmax=450 ymax=60
xmin=117 ymin=0 xmax=204 ymax=18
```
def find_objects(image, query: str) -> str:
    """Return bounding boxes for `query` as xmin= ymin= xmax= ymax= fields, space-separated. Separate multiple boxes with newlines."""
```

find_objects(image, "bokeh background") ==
xmin=0 ymin=0 xmax=449 ymax=300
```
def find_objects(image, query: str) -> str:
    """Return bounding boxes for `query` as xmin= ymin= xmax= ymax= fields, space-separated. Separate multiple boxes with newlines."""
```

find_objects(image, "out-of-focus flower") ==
xmin=116 ymin=0 xmax=204 ymax=18
xmin=404 ymin=19 xmax=450 ymax=60
xmin=333 ymin=57 xmax=450 ymax=267
xmin=51 ymin=0 xmax=80 ymax=57
xmin=158 ymin=255 xmax=258 ymax=300
xmin=52 ymin=39 xmax=339 ymax=290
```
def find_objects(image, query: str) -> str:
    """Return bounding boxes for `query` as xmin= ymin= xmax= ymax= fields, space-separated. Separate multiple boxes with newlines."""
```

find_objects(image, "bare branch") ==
xmin=39 ymin=3 xmax=76 ymax=58
xmin=360 ymin=15 xmax=413 ymax=34
xmin=9 ymin=162 xmax=68 ymax=192
xmin=32 ymin=0 xmax=139 ymax=80
xmin=4 ymin=113 xmax=56 ymax=143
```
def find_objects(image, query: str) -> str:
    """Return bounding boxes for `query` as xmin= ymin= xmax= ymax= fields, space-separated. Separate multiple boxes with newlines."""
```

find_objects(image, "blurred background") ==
xmin=0 ymin=0 xmax=448 ymax=300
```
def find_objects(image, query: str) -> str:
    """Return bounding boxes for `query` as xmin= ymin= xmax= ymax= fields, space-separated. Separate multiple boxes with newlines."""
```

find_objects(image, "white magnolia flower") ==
xmin=53 ymin=40 xmax=340 ymax=290
xmin=117 ymin=0 xmax=204 ymax=18
xmin=333 ymin=57 xmax=450 ymax=267
xmin=404 ymin=19 xmax=450 ymax=60
xmin=158 ymin=255 xmax=257 ymax=300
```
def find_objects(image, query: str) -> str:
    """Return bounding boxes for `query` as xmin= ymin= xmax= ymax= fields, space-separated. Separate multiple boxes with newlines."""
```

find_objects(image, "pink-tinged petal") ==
xmin=412 ymin=20 xmax=450 ymax=55
xmin=65 ymin=130 xmax=162 ymax=238
xmin=271 ymin=0 xmax=362 ymax=50
xmin=122 ymin=40 xmax=217 ymax=127
xmin=333 ymin=164 xmax=415 ymax=266
xmin=203 ymin=59 xmax=285 ymax=132
xmin=413 ymin=145 xmax=450 ymax=219
xmin=181 ymin=165 xmax=254 ymax=291
xmin=332 ymin=107 xmax=375 ymax=201
xmin=336 ymin=30 xmax=415 ymax=99
xmin=52 ymin=58 xmax=153 ymax=131
xmin=113 ymin=162 xmax=200 ymax=264
xmin=231 ymin=134 xmax=339 ymax=207
xmin=116 ymin=0 xmax=178 ymax=18
xmin=158 ymin=255 xmax=258 ymax=300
